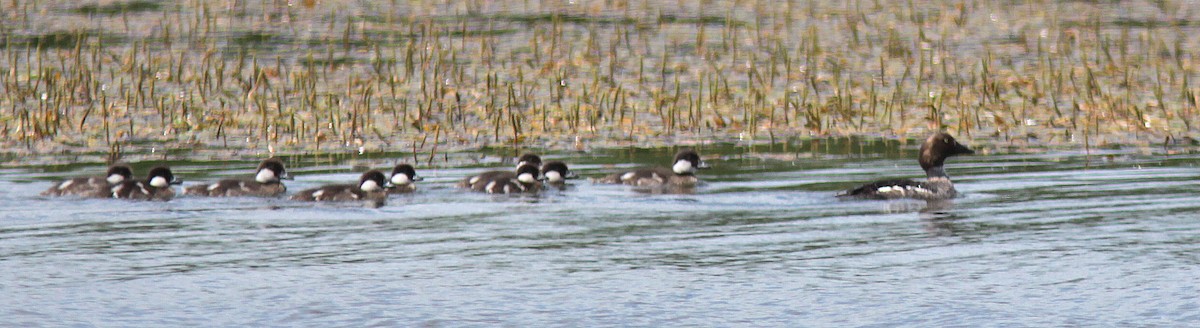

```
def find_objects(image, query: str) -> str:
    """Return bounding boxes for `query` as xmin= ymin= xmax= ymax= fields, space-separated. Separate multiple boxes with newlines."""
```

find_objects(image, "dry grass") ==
xmin=2 ymin=0 xmax=1199 ymax=158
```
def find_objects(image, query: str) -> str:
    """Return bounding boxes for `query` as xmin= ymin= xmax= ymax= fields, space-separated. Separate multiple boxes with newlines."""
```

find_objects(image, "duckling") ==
xmin=464 ymin=153 xmax=542 ymax=187
xmin=42 ymin=165 xmax=134 ymax=197
xmin=541 ymin=161 xmax=578 ymax=190
xmin=106 ymin=166 xmax=182 ymax=201
xmin=595 ymin=150 xmax=710 ymax=189
xmin=291 ymin=170 xmax=391 ymax=208
xmin=461 ymin=162 xmax=543 ymax=194
xmin=185 ymin=158 xmax=291 ymax=197
xmin=387 ymin=164 xmax=423 ymax=194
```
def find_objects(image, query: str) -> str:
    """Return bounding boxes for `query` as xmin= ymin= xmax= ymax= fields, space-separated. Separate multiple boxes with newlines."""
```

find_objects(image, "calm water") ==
xmin=2 ymin=141 xmax=1199 ymax=326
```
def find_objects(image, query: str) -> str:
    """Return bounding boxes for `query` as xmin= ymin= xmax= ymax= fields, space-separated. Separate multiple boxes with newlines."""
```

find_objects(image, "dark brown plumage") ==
xmin=185 ymin=158 xmax=290 ymax=197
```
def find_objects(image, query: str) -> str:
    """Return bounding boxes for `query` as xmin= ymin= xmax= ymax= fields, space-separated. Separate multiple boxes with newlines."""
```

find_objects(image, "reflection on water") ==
xmin=1 ymin=142 xmax=1199 ymax=326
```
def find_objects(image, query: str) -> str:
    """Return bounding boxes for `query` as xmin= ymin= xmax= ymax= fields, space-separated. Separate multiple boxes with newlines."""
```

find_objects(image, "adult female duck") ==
xmin=838 ymin=133 xmax=974 ymax=200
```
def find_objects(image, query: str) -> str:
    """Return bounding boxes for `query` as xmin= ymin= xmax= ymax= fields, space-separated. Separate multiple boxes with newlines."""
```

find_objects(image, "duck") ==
xmin=290 ymin=170 xmax=391 ymax=208
xmin=541 ymin=160 xmax=578 ymax=189
xmin=42 ymin=164 xmax=134 ymax=197
xmin=106 ymin=166 xmax=183 ymax=201
xmin=464 ymin=153 xmax=542 ymax=184
xmin=461 ymin=162 xmax=543 ymax=194
xmin=594 ymin=150 xmax=710 ymax=189
xmin=184 ymin=158 xmax=291 ymax=197
xmin=837 ymin=132 xmax=975 ymax=200
xmin=516 ymin=153 xmax=543 ymax=168
xmin=387 ymin=164 xmax=423 ymax=194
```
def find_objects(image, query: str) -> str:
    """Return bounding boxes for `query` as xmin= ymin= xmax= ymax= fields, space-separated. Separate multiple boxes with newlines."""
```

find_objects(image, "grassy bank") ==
xmin=2 ymin=0 xmax=1199 ymax=160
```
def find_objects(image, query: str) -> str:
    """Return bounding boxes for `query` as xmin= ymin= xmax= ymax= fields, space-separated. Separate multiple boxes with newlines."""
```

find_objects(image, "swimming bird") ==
xmin=516 ymin=153 xmax=542 ymax=168
xmin=464 ymin=153 xmax=542 ymax=185
xmin=838 ymin=132 xmax=975 ymax=200
xmin=291 ymin=170 xmax=392 ymax=208
xmin=185 ymin=158 xmax=291 ymax=197
xmin=387 ymin=164 xmax=423 ymax=194
xmin=594 ymin=150 xmax=710 ymax=189
xmin=106 ymin=166 xmax=183 ymax=201
xmin=541 ymin=160 xmax=578 ymax=189
xmin=460 ymin=161 xmax=543 ymax=194
xmin=42 ymin=165 xmax=134 ymax=197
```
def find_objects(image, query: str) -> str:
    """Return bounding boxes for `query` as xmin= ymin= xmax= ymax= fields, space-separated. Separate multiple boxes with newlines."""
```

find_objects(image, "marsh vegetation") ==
xmin=2 ymin=0 xmax=1199 ymax=161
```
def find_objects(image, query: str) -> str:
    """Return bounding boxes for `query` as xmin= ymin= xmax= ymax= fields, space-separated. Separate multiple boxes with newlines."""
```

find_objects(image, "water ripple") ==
xmin=2 ymin=148 xmax=1199 ymax=325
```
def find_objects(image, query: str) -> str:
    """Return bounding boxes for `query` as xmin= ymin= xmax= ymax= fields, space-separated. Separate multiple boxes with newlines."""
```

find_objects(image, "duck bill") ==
xmin=281 ymin=172 xmax=295 ymax=180
xmin=953 ymin=143 xmax=975 ymax=156
xmin=696 ymin=161 xmax=712 ymax=169
xmin=565 ymin=171 xmax=580 ymax=179
xmin=170 ymin=177 xmax=183 ymax=185
xmin=412 ymin=175 xmax=425 ymax=182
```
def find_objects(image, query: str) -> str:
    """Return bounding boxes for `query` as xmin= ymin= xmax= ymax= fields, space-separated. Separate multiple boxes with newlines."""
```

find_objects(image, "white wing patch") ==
xmin=58 ymin=180 xmax=74 ymax=190
xmin=620 ymin=172 xmax=636 ymax=181
xmin=485 ymin=181 xmax=497 ymax=193
xmin=877 ymin=185 xmax=932 ymax=197
xmin=312 ymin=190 xmax=325 ymax=199
xmin=207 ymin=183 xmax=220 ymax=191
xmin=469 ymin=176 xmax=481 ymax=185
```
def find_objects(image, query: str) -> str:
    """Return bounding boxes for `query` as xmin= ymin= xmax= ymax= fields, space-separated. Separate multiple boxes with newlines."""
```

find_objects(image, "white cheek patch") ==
xmin=673 ymin=160 xmax=694 ymax=174
xmin=150 ymin=177 xmax=169 ymax=188
xmin=391 ymin=174 xmax=411 ymax=185
xmin=58 ymin=180 xmax=75 ymax=190
xmin=517 ymin=173 xmax=537 ymax=184
xmin=256 ymin=169 xmax=277 ymax=183
xmin=106 ymin=174 xmax=124 ymax=184
xmin=545 ymin=171 xmax=563 ymax=182
xmin=360 ymin=180 xmax=382 ymax=192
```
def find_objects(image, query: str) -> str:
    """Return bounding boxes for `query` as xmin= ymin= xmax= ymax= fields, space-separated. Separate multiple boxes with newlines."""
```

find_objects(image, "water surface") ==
xmin=2 ymin=142 xmax=1199 ymax=326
